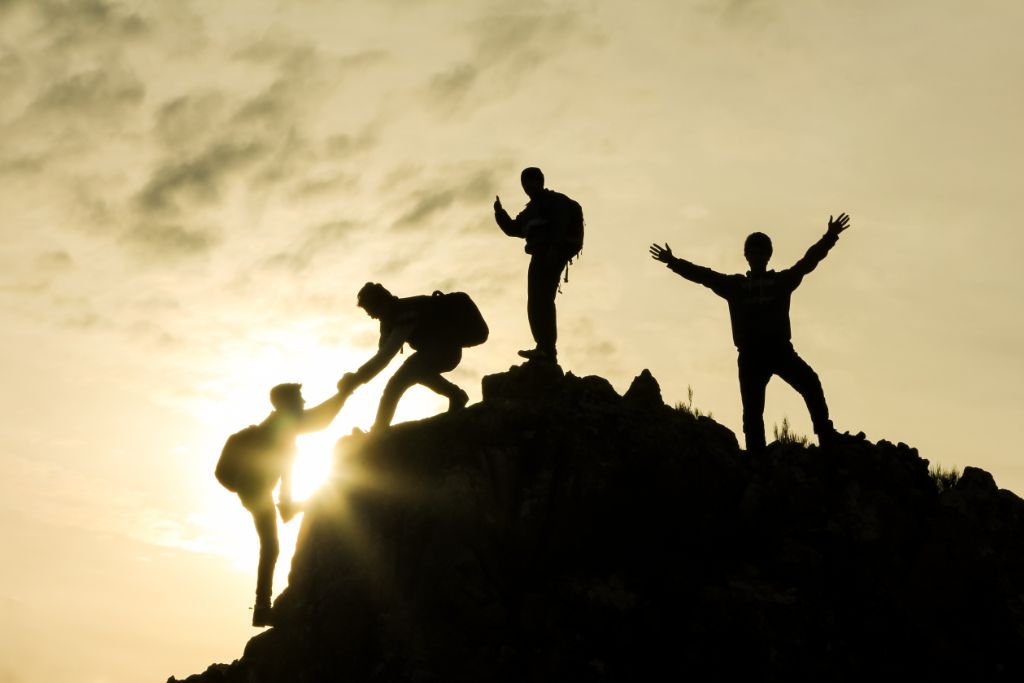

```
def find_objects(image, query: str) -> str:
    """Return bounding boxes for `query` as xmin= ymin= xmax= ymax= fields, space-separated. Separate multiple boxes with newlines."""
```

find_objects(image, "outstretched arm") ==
xmin=649 ymin=242 xmax=735 ymax=295
xmin=788 ymin=213 xmax=850 ymax=280
xmin=494 ymin=196 xmax=527 ymax=238
xmin=297 ymin=391 xmax=348 ymax=434
xmin=348 ymin=324 xmax=412 ymax=388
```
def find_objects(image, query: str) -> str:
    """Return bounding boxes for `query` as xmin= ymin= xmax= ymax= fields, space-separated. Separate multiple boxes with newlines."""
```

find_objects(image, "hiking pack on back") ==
xmin=215 ymin=425 xmax=278 ymax=494
xmin=402 ymin=291 xmax=489 ymax=350
xmin=525 ymin=190 xmax=584 ymax=263
xmin=554 ymin=192 xmax=584 ymax=263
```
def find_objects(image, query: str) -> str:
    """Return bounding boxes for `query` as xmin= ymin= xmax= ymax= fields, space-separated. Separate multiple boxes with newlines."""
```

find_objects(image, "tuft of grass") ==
xmin=772 ymin=417 xmax=809 ymax=447
xmin=929 ymin=463 xmax=961 ymax=492
xmin=674 ymin=385 xmax=712 ymax=419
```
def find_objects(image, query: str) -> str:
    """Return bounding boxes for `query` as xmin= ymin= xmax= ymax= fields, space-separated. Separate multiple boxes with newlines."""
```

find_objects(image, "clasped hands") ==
xmin=337 ymin=372 xmax=359 ymax=397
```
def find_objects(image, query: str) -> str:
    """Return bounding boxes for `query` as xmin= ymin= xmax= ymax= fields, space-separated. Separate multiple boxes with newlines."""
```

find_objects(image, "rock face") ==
xmin=172 ymin=365 xmax=1024 ymax=682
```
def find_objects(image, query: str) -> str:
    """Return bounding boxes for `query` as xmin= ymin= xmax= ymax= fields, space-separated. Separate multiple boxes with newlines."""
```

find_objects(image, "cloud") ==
xmin=700 ymin=0 xmax=776 ymax=26
xmin=394 ymin=167 xmax=500 ymax=229
xmin=428 ymin=63 xmax=479 ymax=104
xmin=325 ymin=131 xmax=376 ymax=158
xmin=124 ymin=36 xmax=385 ymax=260
xmin=30 ymin=66 xmax=145 ymax=117
xmin=124 ymin=221 xmax=220 ymax=257
xmin=35 ymin=250 xmax=74 ymax=271
xmin=153 ymin=92 xmax=227 ymax=149
xmin=426 ymin=6 xmax=592 ymax=108
xmin=135 ymin=140 xmax=268 ymax=214
xmin=474 ymin=9 xmax=583 ymax=66
xmin=16 ymin=0 xmax=149 ymax=50
xmin=262 ymin=220 xmax=360 ymax=273
xmin=228 ymin=41 xmax=387 ymax=138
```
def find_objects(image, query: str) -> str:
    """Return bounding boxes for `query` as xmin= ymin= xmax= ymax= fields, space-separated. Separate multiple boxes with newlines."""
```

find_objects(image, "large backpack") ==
xmin=214 ymin=424 xmax=278 ymax=494
xmin=404 ymin=291 xmax=489 ymax=350
xmin=553 ymin=193 xmax=585 ymax=263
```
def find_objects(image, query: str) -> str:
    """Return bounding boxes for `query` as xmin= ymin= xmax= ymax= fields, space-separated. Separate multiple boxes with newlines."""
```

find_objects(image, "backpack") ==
xmin=404 ymin=291 xmax=489 ymax=350
xmin=214 ymin=424 xmax=278 ymax=494
xmin=554 ymin=194 xmax=585 ymax=263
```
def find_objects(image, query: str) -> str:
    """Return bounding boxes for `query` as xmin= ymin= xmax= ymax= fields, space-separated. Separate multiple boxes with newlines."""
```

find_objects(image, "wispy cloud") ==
xmin=35 ymin=250 xmax=74 ymax=271
xmin=30 ymin=65 xmax=145 ymax=117
xmin=393 ymin=167 xmax=501 ymax=229
xmin=124 ymin=221 xmax=220 ymax=258
xmin=153 ymin=92 xmax=227 ymax=150
xmin=135 ymin=140 xmax=268 ymax=215
xmin=426 ymin=6 xmax=592 ymax=108
xmin=262 ymin=219 xmax=361 ymax=273
xmin=22 ymin=0 xmax=149 ymax=50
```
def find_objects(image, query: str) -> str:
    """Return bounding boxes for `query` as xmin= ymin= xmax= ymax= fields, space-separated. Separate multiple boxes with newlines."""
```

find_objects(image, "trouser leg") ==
xmin=417 ymin=347 xmax=465 ymax=406
xmin=527 ymin=251 xmax=566 ymax=357
xmin=243 ymin=493 xmax=279 ymax=604
xmin=775 ymin=345 xmax=833 ymax=436
xmin=373 ymin=354 xmax=423 ymax=430
xmin=375 ymin=347 xmax=466 ymax=428
xmin=737 ymin=351 xmax=772 ymax=452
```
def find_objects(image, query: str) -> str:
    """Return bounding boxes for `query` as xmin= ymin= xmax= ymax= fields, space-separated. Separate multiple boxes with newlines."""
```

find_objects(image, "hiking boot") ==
xmin=819 ymin=428 xmax=866 ymax=450
xmin=517 ymin=347 xmax=557 ymax=363
xmin=252 ymin=601 xmax=275 ymax=628
xmin=448 ymin=388 xmax=469 ymax=412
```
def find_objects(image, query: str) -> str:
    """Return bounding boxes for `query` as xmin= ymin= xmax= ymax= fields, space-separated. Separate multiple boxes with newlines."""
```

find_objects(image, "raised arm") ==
xmin=649 ymin=242 xmax=736 ymax=297
xmin=494 ymin=196 xmax=527 ymax=238
xmin=787 ymin=213 xmax=850 ymax=281
xmin=297 ymin=391 xmax=347 ymax=434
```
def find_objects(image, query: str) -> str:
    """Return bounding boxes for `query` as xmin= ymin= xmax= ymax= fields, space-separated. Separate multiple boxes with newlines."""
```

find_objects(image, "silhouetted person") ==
xmin=494 ymin=167 xmax=584 ymax=364
xmin=344 ymin=283 xmax=485 ymax=430
xmin=217 ymin=381 xmax=350 ymax=626
xmin=650 ymin=213 xmax=851 ymax=452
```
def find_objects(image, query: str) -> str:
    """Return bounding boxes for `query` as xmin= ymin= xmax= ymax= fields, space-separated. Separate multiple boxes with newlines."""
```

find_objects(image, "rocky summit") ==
xmin=172 ymin=364 xmax=1024 ymax=682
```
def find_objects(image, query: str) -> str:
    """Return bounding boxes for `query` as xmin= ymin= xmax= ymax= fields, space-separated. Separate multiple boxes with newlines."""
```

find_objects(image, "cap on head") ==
xmin=270 ymin=383 xmax=303 ymax=410
xmin=357 ymin=282 xmax=394 ymax=315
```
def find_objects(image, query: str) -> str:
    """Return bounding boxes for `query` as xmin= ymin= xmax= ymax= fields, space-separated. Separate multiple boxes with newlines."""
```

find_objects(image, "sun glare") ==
xmin=194 ymin=333 xmax=452 ymax=599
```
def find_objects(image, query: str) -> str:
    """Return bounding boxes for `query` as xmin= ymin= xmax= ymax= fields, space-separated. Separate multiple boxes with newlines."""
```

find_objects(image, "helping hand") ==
xmin=493 ymin=195 xmax=503 ymax=213
xmin=827 ymin=213 xmax=851 ymax=236
xmin=649 ymin=242 xmax=674 ymax=264
xmin=337 ymin=373 xmax=359 ymax=397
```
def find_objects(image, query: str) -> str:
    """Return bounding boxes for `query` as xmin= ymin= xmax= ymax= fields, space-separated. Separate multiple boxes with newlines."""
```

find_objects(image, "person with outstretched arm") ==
xmin=650 ymin=213 xmax=855 ymax=452
xmin=219 ymin=380 xmax=353 ymax=626
xmin=342 ymin=283 xmax=474 ymax=430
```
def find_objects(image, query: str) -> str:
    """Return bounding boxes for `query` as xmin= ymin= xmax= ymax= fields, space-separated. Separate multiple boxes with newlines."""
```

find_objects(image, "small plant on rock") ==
xmin=773 ymin=417 xmax=809 ymax=447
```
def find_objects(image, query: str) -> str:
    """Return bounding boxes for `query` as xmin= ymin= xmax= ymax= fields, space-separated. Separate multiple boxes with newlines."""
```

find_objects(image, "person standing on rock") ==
xmin=215 ymin=381 xmax=354 ymax=626
xmin=649 ymin=213 xmax=853 ymax=452
xmin=493 ymin=167 xmax=584 ymax=364
xmin=342 ymin=282 xmax=487 ymax=430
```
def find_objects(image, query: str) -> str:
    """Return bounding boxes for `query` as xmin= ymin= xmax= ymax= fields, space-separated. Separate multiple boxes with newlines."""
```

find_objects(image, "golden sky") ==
xmin=2 ymin=1 xmax=1023 ymax=681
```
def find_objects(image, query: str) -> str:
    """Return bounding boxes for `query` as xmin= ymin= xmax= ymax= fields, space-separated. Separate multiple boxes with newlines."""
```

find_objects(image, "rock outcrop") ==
xmin=172 ymin=365 xmax=1024 ymax=682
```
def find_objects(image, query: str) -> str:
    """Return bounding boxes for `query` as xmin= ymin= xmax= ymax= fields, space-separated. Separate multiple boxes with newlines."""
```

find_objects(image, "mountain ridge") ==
xmin=171 ymin=364 xmax=1024 ymax=682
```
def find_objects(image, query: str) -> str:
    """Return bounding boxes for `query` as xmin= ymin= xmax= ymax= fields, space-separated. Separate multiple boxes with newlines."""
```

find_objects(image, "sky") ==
xmin=2 ymin=0 xmax=1023 ymax=681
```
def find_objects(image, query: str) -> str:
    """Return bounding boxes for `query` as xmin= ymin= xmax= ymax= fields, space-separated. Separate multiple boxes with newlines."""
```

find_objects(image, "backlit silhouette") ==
xmin=342 ymin=283 xmax=486 ymax=430
xmin=494 ymin=166 xmax=584 ymax=364
xmin=650 ymin=213 xmax=852 ymax=452
xmin=215 ymin=381 xmax=350 ymax=626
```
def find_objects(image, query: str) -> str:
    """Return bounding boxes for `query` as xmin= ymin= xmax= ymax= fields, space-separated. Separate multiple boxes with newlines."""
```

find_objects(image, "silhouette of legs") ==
xmin=526 ymin=249 xmax=566 ymax=360
xmin=738 ymin=351 xmax=772 ymax=452
xmin=738 ymin=343 xmax=832 ymax=452
xmin=240 ymin=491 xmax=279 ymax=611
xmin=773 ymin=345 xmax=833 ymax=438
xmin=373 ymin=345 xmax=464 ymax=429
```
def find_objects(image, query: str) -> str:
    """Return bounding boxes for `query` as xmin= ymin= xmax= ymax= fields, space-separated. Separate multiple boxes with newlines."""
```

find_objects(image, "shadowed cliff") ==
xmin=172 ymin=364 xmax=1024 ymax=682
